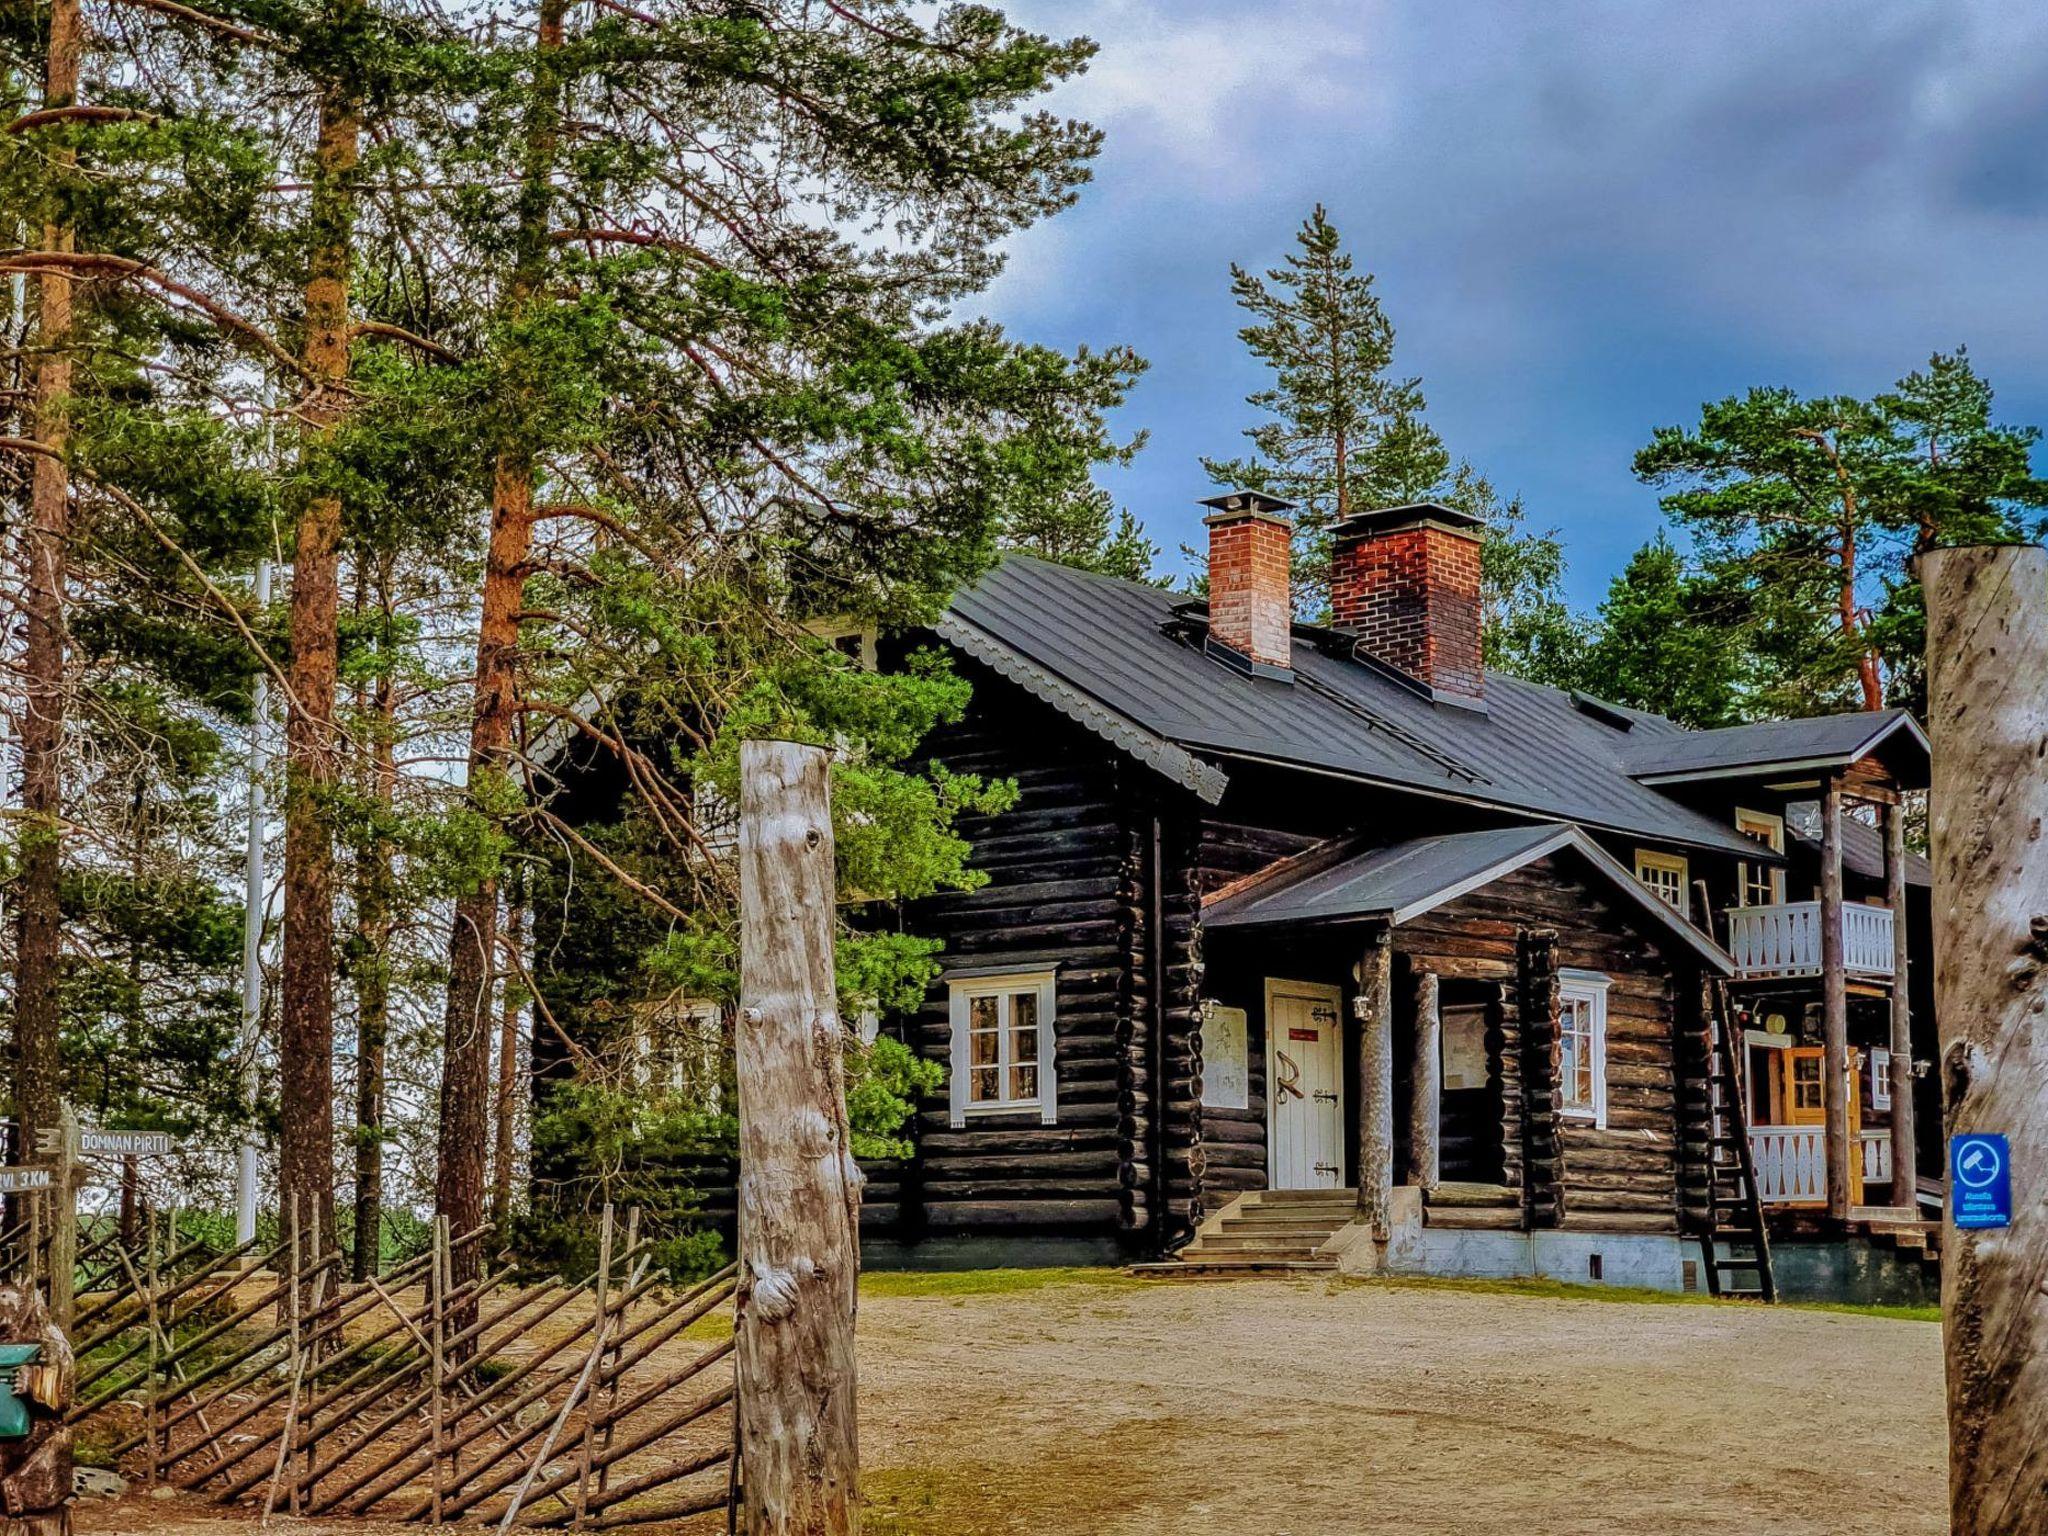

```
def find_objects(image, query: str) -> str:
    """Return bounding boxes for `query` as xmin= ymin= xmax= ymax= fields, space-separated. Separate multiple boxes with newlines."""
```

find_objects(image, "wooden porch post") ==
xmin=735 ymin=739 xmax=860 ymax=1536
xmin=1884 ymin=800 xmax=1917 ymax=1210
xmin=1355 ymin=926 xmax=1394 ymax=1238
xmin=1408 ymin=969 xmax=1440 ymax=1192
xmin=1923 ymin=543 xmax=2048 ymax=1536
xmin=1819 ymin=779 xmax=1853 ymax=1220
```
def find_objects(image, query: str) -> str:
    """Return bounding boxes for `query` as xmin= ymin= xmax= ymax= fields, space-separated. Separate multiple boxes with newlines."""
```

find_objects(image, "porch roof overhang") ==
xmin=1623 ymin=708 xmax=1931 ymax=791
xmin=1202 ymin=821 xmax=1737 ymax=974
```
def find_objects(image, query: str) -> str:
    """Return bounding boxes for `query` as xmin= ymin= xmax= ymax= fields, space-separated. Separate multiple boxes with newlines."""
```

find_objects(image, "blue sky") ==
xmin=978 ymin=2 xmax=2048 ymax=606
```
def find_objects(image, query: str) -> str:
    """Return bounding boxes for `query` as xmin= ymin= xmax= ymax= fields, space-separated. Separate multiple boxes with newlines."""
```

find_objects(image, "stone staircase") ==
xmin=1130 ymin=1189 xmax=1357 ymax=1278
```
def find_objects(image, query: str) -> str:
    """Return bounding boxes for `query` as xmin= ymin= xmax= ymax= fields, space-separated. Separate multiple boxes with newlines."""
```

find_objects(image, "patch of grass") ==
xmin=859 ymin=1266 xmax=1141 ymax=1300
xmin=1342 ymin=1271 xmax=1940 ymax=1321
xmin=1787 ymin=1298 xmax=1940 ymax=1323
xmin=864 ymin=1464 xmax=1013 ymax=1536
xmin=71 ymin=1427 xmax=119 ymax=1470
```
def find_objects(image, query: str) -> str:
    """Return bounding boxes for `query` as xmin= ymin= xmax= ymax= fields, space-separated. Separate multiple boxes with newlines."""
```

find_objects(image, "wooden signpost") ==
xmin=734 ymin=740 xmax=861 ymax=1536
xmin=1923 ymin=543 xmax=2048 ymax=1536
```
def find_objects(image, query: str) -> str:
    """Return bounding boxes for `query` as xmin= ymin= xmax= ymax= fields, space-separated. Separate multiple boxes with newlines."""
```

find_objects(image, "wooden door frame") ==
xmin=1263 ymin=977 xmax=1346 ymax=1189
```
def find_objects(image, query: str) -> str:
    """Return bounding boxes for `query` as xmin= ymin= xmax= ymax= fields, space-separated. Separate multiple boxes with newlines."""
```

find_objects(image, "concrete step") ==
xmin=1130 ymin=1258 xmax=1337 ymax=1279
xmin=1186 ymin=1237 xmax=1329 ymax=1257
xmin=1216 ymin=1220 xmax=1347 ymax=1239
xmin=1251 ymin=1189 xmax=1356 ymax=1205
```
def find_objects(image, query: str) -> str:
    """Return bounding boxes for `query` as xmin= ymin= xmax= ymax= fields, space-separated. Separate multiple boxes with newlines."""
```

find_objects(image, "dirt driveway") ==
xmin=79 ymin=1271 xmax=1945 ymax=1536
xmin=854 ymin=1273 xmax=1944 ymax=1536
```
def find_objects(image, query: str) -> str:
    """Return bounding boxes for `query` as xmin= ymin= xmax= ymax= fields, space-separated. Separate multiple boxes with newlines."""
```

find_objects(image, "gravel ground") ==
xmin=79 ymin=1271 xmax=1946 ymax=1536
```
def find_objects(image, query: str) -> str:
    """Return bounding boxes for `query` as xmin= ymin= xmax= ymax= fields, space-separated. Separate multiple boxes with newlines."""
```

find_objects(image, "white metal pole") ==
xmin=236 ymin=558 xmax=271 ymax=1245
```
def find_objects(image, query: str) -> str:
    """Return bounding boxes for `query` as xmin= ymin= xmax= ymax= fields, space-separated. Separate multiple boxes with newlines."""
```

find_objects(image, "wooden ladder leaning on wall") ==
xmin=1701 ymin=975 xmax=1777 ymax=1302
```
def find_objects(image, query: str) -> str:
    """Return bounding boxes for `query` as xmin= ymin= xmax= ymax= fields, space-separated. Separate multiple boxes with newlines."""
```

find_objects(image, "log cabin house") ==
xmin=535 ymin=492 xmax=1942 ymax=1303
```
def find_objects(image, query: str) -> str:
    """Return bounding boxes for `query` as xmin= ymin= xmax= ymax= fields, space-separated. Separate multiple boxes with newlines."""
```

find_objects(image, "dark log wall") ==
xmin=902 ymin=660 xmax=1153 ymax=1244
xmin=1187 ymin=818 xmax=1325 ymax=1207
xmin=1397 ymin=856 xmax=1697 ymax=1235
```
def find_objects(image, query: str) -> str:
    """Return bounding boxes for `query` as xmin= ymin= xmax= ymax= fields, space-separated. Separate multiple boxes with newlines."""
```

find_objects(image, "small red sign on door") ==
xmin=1288 ymin=1027 xmax=1320 ymax=1042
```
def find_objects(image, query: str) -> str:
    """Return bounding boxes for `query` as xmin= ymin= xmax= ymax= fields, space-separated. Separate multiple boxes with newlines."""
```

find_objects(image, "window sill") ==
xmin=963 ymin=1101 xmax=1045 ymax=1118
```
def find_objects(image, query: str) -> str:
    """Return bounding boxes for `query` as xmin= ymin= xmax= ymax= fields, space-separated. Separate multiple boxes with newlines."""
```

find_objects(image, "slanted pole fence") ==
xmin=62 ymin=1204 xmax=740 ymax=1528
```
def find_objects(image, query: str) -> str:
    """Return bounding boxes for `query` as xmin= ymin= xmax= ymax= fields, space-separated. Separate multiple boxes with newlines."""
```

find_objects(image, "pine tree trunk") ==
xmin=351 ymin=576 xmax=395 ymax=1283
xmin=1922 ymin=543 xmax=2048 ymax=1536
xmin=279 ymin=45 xmax=361 ymax=1253
xmin=436 ymin=0 xmax=565 ymax=1297
xmin=490 ymin=901 xmax=522 ymax=1234
xmin=437 ymin=451 xmax=532 ymax=1297
xmin=12 ymin=0 xmax=81 ymax=1171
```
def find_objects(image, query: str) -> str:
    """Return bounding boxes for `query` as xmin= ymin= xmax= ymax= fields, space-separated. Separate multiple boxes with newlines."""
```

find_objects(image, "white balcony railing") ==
xmin=1726 ymin=901 xmax=1895 ymax=981
xmin=1750 ymin=1126 xmax=1894 ymax=1204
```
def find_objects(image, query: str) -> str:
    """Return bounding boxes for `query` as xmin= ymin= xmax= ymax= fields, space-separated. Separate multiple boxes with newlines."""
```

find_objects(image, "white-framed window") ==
xmin=1735 ymin=809 xmax=1785 ymax=907
xmin=804 ymin=616 xmax=878 ymax=670
xmin=633 ymin=997 xmax=724 ymax=1104
xmin=1871 ymin=1046 xmax=1893 ymax=1110
xmin=1634 ymin=849 xmax=1690 ymax=916
xmin=948 ymin=970 xmax=1057 ymax=1126
xmin=1557 ymin=969 xmax=1610 ymax=1128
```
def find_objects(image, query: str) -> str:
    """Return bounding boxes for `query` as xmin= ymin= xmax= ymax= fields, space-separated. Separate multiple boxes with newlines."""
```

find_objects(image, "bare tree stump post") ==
xmin=1923 ymin=542 xmax=2048 ymax=1536
xmin=1354 ymin=926 xmax=1394 ymax=1238
xmin=0 ymin=1279 xmax=73 ymax=1536
xmin=1885 ymin=800 xmax=1918 ymax=1210
xmin=46 ymin=1109 xmax=76 ymax=1334
xmin=735 ymin=739 xmax=860 ymax=1536
xmin=1408 ymin=968 xmax=1441 ymax=1192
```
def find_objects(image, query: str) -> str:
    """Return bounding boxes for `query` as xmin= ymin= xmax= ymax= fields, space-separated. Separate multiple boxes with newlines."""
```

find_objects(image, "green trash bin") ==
xmin=0 ymin=1344 xmax=43 ymax=1439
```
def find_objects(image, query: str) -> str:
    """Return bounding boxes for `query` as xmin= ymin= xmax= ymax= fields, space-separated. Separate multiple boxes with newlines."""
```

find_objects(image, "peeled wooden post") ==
xmin=1354 ymin=926 xmax=1394 ymax=1237
xmin=1408 ymin=968 xmax=1441 ymax=1192
xmin=1819 ymin=780 xmax=1853 ymax=1219
xmin=735 ymin=739 xmax=860 ymax=1536
xmin=1924 ymin=543 xmax=2048 ymax=1536
xmin=1885 ymin=800 xmax=1918 ymax=1210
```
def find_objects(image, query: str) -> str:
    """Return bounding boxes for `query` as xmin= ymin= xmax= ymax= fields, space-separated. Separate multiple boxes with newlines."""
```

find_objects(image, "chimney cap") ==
xmin=1333 ymin=500 xmax=1484 ymax=539
xmin=1200 ymin=488 xmax=1296 ymax=525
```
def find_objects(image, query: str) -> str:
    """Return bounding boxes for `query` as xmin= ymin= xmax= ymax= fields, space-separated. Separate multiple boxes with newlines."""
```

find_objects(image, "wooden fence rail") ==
xmin=68 ymin=1204 xmax=738 ymax=1530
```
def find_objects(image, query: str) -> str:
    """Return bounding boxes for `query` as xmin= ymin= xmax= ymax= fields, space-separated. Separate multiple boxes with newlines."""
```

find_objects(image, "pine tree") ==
xmin=1577 ymin=536 xmax=1749 ymax=728
xmin=1202 ymin=204 xmax=1442 ymax=610
xmin=1206 ymin=205 xmax=1584 ymax=651
xmin=1635 ymin=351 xmax=2048 ymax=715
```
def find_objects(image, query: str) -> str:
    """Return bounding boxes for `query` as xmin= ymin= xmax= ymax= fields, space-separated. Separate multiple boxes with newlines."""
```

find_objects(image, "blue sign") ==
xmin=1952 ymin=1133 xmax=2012 ymax=1231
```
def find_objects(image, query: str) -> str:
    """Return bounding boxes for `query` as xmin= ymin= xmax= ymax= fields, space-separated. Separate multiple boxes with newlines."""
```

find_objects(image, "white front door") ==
xmin=1266 ymin=979 xmax=1345 ymax=1189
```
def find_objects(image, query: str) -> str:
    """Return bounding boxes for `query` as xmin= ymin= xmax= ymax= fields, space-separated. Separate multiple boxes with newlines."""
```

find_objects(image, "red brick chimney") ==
xmin=1331 ymin=502 xmax=1486 ymax=702
xmin=1201 ymin=490 xmax=1296 ymax=678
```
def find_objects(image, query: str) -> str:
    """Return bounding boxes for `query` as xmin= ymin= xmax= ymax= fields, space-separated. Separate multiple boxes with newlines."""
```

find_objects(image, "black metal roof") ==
xmin=1202 ymin=822 xmax=1735 ymax=971
xmin=938 ymin=555 xmax=1780 ymax=858
xmin=1623 ymin=710 xmax=1930 ymax=788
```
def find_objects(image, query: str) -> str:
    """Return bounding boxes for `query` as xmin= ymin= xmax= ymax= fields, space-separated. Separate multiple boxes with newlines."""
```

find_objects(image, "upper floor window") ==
xmin=1557 ymin=970 xmax=1610 ymax=1128
xmin=1734 ymin=808 xmax=1785 ymax=907
xmin=805 ymin=616 xmax=878 ymax=670
xmin=1633 ymin=849 xmax=1689 ymax=916
xmin=948 ymin=971 xmax=1057 ymax=1126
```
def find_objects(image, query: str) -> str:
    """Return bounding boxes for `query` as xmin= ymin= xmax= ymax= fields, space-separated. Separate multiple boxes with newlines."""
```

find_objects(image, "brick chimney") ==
xmin=1331 ymin=502 xmax=1486 ymax=702
xmin=1201 ymin=490 xmax=1296 ymax=678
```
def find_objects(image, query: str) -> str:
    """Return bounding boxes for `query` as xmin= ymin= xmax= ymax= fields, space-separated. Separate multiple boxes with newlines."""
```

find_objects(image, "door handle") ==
xmin=1274 ymin=1050 xmax=1304 ymax=1102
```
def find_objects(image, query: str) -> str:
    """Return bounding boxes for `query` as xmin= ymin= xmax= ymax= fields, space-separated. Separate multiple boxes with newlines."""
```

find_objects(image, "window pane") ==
xmin=970 ymin=994 xmax=998 ymax=1032
xmin=970 ymin=1027 xmax=999 ymax=1068
xmin=970 ymin=1065 xmax=1000 ymax=1102
xmin=1011 ymin=992 xmax=1039 ymax=1067
xmin=1010 ymin=1064 xmax=1038 ymax=1102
